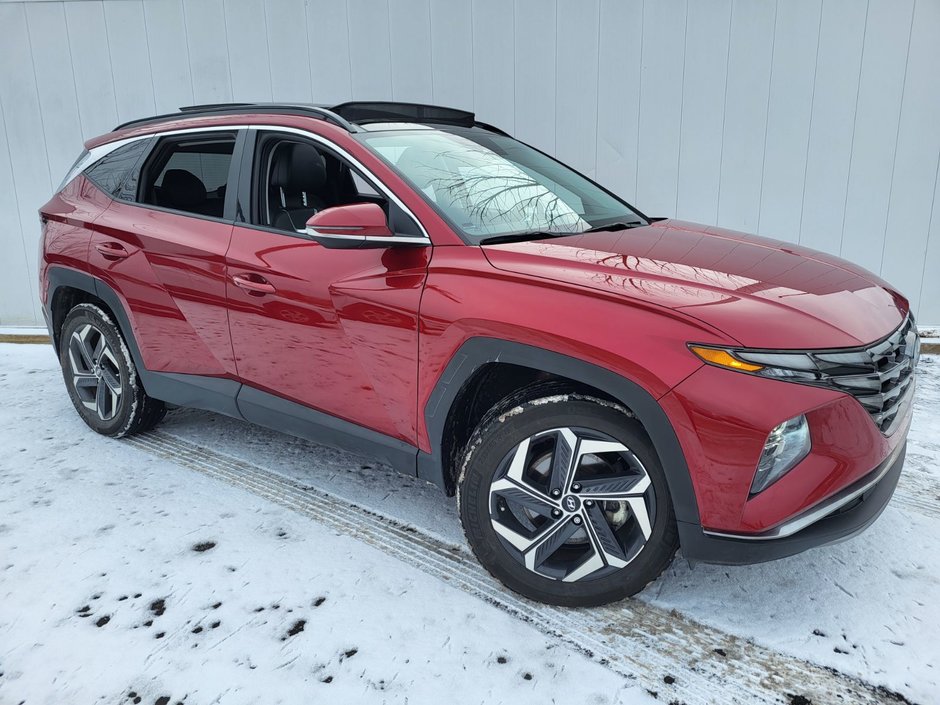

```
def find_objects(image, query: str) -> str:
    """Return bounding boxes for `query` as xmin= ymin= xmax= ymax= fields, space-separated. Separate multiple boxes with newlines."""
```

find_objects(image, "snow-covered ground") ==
xmin=0 ymin=343 xmax=937 ymax=704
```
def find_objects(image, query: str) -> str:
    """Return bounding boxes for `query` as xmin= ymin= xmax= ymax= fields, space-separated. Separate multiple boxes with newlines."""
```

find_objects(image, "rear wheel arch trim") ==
xmin=45 ymin=266 xmax=243 ymax=416
xmin=419 ymin=337 xmax=701 ymax=526
xmin=47 ymin=266 xmax=145 ymax=368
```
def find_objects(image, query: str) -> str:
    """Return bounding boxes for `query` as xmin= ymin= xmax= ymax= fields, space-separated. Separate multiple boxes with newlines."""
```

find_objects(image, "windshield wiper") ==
xmin=478 ymin=231 xmax=576 ymax=246
xmin=579 ymin=220 xmax=645 ymax=234
xmin=479 ymin=220 xmax=645 ymax=245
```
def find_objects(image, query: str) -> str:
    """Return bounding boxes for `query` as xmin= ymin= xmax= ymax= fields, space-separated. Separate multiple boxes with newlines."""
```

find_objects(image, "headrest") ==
xmin=270 ymin=143 xmax=327 ymax=191
xmin=160 ymin=169 xmax=207 ymax=207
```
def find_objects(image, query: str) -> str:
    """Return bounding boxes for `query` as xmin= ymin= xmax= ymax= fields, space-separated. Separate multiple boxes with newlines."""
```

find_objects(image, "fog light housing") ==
xmin=751 ymin=415 xmax=811 ymax=494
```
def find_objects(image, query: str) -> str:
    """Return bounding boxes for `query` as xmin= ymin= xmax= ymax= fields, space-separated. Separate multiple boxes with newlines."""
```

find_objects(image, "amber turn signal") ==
xmin=689 ymin=346 xmax=764 ymax=372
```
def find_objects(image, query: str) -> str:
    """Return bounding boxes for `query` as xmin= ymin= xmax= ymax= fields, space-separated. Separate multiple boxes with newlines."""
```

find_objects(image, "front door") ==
xmin=225 ymin=130 xmax=430 ymax=445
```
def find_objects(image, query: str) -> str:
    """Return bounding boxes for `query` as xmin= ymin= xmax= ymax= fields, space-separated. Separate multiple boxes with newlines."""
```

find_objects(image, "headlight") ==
xmin=751 ymin=415 xmax=811 ymax=494
xmin=689 ymin=345 xmax=819 ymax=381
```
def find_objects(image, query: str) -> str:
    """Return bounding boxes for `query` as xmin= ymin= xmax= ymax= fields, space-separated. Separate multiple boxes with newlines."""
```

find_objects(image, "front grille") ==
xmin=808 ymin=316 xmax=919 ymax=435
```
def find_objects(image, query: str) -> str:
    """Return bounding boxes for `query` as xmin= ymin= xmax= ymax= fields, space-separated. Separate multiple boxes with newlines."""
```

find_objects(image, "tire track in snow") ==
xmin=125 ymin=430 xmax=913 ymax=705
xmin=895 ymin=466 xmax=940 ymax=519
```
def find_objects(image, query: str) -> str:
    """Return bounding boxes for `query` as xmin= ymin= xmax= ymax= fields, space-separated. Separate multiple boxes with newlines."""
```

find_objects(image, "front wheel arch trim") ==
xmin=418 ymin=337 xmax=701 ymax=526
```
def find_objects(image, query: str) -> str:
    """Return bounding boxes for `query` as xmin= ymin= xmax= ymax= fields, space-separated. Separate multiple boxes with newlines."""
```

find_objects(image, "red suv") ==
xmin=40 ymin=102 xmax=918 ymax=606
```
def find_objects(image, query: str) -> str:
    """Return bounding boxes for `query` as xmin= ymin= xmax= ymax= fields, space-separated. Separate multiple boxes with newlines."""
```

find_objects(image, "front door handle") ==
xmin=94 ymin=242 xmax=130 ymax=260
xmin=232 ymin=273 xmax=277 ymax=296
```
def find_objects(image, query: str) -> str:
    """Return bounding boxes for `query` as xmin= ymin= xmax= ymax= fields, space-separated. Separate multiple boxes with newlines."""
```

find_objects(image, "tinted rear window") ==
xmin=139 ymin=134 xmax=236 ymax=218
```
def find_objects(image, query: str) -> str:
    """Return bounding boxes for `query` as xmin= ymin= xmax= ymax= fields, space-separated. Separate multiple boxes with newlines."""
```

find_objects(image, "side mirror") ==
xmin=305 ymin=203 xmax=426 ymax=249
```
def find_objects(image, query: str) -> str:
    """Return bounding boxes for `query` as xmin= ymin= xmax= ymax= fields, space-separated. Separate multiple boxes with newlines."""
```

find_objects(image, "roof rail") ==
xmin=113 ymin=103 xmax=358 ymax=133
xmin=112 ymin=101 xmax=509 ymax=137
xmin=179 ymin=102 xmax=255 ymax=112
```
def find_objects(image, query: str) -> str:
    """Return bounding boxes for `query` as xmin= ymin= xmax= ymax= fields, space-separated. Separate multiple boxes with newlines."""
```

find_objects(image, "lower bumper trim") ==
xmin=679 ymin=442 xmax=905 ymax=566
xmin=704 ymin=439 xmax=906 ymax=541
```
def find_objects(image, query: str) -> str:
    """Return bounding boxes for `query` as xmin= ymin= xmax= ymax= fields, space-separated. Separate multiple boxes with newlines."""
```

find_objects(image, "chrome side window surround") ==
xmin=59 ymin=136 xmax=141 ymax=192
xmin=61 ymin=125 xmax=242 ymax=193
xmin=246 ymin=124 xmax=430 ymax=243
xmin=68 ymin=123 xmax=432 ymax=245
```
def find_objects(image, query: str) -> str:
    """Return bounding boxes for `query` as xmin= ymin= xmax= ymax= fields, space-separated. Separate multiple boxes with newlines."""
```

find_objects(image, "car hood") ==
xmin=481 ymin=219 xmax=907 ymax=349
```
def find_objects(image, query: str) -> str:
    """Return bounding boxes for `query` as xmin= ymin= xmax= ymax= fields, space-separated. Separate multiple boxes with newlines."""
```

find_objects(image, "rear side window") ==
xmin=83 ymin=139 xmax=151 ymax=201
xmin=157 ymin=150 xmax=232 ymax=192
xmin=139 ymin=133 xmax=236 ymax=218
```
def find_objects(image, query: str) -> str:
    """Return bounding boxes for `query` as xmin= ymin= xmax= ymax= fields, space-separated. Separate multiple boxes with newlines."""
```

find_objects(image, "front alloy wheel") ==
xmin=458 ymin=387 xmax=678 ymax=606
xmin=489 ymin=427 xmax=656 ymax=583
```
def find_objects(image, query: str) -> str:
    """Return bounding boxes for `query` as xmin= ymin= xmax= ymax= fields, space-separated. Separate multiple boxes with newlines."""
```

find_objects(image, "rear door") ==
xmin=87 ymin=128 xmax=244 ymax=377
xmin=225 ymin=128 xmax=430 ymax=445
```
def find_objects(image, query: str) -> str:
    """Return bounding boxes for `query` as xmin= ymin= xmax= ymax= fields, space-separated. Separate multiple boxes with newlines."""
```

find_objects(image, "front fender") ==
xmin=417 ymin=336 xmax=701 ymax=527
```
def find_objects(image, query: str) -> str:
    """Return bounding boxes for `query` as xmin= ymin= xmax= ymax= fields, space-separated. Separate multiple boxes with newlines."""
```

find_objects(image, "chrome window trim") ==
xmin=59 ymin=135 xmax=146 ymax=192
xmin=60 ymin=125 xmax=240 ymax=192
xmin=248 ymin=124 xmax=430 ymax=243
xmin=67 ymin=123 xmax=432 ymax=245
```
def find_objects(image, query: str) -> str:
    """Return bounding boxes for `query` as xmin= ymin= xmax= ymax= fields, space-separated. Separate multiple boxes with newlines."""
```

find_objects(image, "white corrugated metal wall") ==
xmin=1 ymin=0 xmax=938 ymax=326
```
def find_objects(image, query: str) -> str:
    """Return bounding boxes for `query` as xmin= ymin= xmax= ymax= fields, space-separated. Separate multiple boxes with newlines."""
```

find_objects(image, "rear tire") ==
xmin=457 ymin=384 xmax=678 ymax=606
xmin=59 ymin=303 xmax=166 ymax=437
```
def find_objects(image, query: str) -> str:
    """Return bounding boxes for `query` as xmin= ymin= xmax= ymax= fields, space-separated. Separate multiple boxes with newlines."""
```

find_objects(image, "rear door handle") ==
xmin=94 ymin=242 xmax=130 ymax=260
xmin=232 ymin=273 xmax=277 ymax=295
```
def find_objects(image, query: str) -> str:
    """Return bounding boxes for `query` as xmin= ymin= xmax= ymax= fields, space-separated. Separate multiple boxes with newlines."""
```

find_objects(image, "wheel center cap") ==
xmin=562 ymin=494 xmax=581 ymax=513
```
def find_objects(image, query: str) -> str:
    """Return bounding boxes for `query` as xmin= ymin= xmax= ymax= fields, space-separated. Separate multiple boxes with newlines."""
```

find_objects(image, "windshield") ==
xmin=356 ymin=126 xmax=645 ymax=243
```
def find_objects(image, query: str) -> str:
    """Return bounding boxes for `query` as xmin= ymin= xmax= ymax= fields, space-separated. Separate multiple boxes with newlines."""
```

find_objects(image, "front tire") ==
xmin=457 ymin=386 xmax=678 ymax=606
xmin=59 ymin=303 xmax=166 ymax=437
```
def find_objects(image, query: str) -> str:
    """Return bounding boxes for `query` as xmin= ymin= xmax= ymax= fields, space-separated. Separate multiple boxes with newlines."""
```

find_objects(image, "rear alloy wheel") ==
xmin=458 ymin=388 xmax=678 ymax=606
xmin=67 ymin=322 xmax=124 ymax=421
xmin=59 ymin=304 xmax=166 ymax=437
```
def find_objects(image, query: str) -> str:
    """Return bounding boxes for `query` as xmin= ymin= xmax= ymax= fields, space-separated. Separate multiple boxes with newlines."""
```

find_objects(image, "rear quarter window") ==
xmin=83 ymin=139 xmax=152 ymax=201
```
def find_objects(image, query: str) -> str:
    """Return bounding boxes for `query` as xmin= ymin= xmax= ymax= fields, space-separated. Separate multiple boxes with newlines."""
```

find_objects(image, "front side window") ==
xmin=357 ymin=127 xmax=645 ymax=243
xmin=252 ymin=133 xmax=420 ymax=237
xmin=139 ymin=133 xmax=236 ymax=218
xmin=83 ymin=139 xmax=152 ymax=201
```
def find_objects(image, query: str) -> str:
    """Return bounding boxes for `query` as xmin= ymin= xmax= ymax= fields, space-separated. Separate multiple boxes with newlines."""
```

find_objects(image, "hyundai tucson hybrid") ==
xmin=39 ymin=102 xmax=918 ymax=606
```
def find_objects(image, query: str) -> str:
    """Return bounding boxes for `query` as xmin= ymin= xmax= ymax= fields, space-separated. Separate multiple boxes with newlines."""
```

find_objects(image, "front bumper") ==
xmin=660 ymin=359 xmax=913 ymax=533
xmin=679 ymin=441 xmax=905 ymax=565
